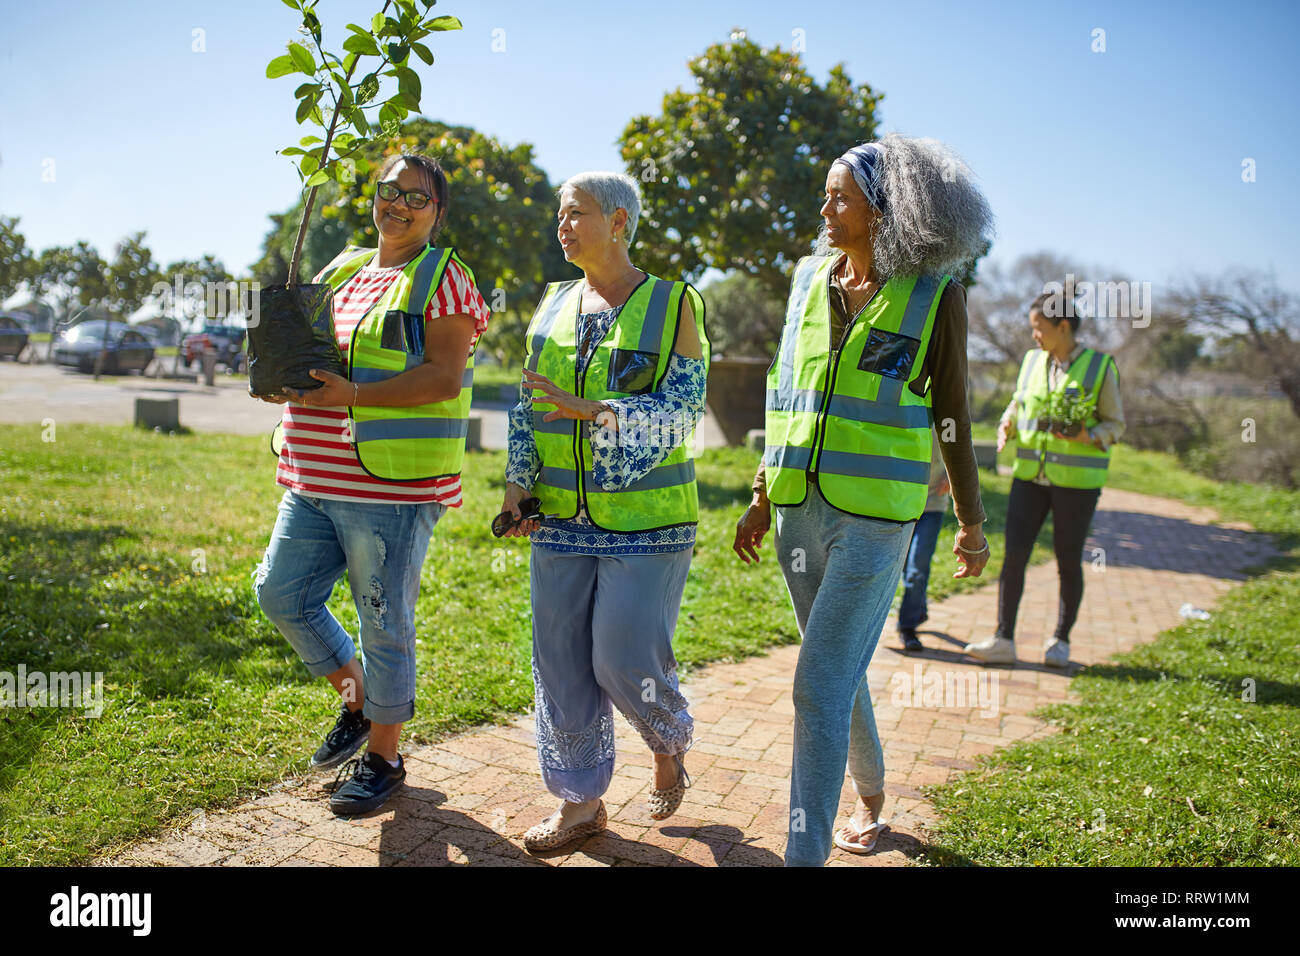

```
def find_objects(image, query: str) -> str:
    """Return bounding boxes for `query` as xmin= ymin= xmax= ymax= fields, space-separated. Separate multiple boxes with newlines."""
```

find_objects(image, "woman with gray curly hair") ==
xmin=732 ymin=134 xmax=994 ymax=866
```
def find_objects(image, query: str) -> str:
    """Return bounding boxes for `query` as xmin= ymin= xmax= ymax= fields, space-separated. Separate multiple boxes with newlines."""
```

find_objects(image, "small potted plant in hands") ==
xmin=1043 ymin=388 xmax=1093 ymax=438
xmin=246 ymin=0 xmax=461 ymax=399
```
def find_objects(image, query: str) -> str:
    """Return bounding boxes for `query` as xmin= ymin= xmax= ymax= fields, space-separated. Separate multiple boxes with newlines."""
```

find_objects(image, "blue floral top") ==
xmin=506 ymin=304 xmax=707 ymax=555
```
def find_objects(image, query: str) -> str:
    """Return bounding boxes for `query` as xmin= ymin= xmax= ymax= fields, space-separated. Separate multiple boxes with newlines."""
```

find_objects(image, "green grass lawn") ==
xmin=922 ymin=438 xmax=1300 ymax=866
xmin=2 ymin=420 xmax=1292 ymax=865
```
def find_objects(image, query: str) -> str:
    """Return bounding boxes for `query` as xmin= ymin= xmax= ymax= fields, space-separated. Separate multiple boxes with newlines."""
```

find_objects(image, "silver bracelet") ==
xmin=955 ymin=539 xmax=990 ymax=556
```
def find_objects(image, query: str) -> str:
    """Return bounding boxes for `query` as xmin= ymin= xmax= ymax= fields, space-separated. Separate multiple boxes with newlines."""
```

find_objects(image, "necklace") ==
xmin=583 ymin=268 xmax=644 ymax=310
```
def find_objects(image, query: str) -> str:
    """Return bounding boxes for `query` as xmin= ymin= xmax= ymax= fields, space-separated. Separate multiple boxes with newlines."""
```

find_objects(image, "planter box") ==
xmin=707 ymin=357 xmax=770 ymax=446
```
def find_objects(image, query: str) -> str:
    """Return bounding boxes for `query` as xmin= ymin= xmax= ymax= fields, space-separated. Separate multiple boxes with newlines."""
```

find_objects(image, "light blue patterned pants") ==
xmin=775 ymin=482 xmax=915 ymax=866
xmin=529 ymin=544 xmax=694 ymax=803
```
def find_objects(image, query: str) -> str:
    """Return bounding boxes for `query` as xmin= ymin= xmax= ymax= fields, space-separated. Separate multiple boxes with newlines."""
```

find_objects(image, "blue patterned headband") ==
xmin=833 ymin=143 xmax=887 ymax=214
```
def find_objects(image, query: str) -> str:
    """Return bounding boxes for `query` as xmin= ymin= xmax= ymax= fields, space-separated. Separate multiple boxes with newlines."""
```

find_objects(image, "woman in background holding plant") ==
xmin=965 ymin=290 xmax=1124 ymax=668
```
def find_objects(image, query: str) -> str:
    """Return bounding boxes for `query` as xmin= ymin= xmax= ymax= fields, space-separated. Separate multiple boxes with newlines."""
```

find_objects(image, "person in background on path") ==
xmin=252 ymin=153 xmax=491 ymax=815
xmin=898 ymin=431 xmax=952 ymax=652
xmin=498 ymin=171 xmax=709 ymax=853
xmin=732 ymin=134 xmax=993 ymax=866
xmin=964 ymin=289 xmax=1124 ymax=668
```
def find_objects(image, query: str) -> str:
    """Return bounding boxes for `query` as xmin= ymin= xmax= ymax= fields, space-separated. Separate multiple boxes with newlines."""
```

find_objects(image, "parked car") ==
xmin=182 ymin=324 xmax=245 ymax=371
xmin=53 ymin=320 xmax=155 ymax=374
xmin=0 ymin=313 xmax=30 ymax=360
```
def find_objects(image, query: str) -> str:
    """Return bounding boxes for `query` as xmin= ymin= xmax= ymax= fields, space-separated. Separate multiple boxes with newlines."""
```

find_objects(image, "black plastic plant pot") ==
xmin=1058 ymin=421 xmax=1082 ymax=437
xmin=1036 ymin=416 xmax=1053 ymax=432
xmin=244 ymin=283 xmax=345 ymax=399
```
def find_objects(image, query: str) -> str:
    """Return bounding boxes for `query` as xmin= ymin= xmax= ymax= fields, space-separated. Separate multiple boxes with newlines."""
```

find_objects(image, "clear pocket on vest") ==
xmin=606 ymin=348 xmax=659 ymax=395
xmin=380 ymin=310 xmax=425 ymax=355
xmin=856 ymin=328 xmax=921 ymax=380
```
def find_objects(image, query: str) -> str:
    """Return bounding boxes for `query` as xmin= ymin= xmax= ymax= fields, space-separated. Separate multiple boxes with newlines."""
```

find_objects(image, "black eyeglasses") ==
xmin=491 ymin=497 xmax=549 ymax=537
xmin=376 ymin=181 xmax=432 ymax=209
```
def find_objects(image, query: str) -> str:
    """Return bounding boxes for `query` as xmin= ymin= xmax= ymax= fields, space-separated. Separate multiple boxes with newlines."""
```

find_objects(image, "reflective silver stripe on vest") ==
xmin=349 ymin=352 xmax=433 ymax=383
xmin=1045 ymin=451 xmax=1108 ymax=469
xmin=537 ymin=466 xmax=578 ymax=491
xmin=526 ymin=281 xmax=580 ymax=372
xmin=776 ymin=261 xmax=821 ymax=404
xmin=817 ymin=449 xmax=930 ymax=484
xmin=407 ymin=248 xmax=448 ymax=307
xmin=531 ymin=412 xmax=572 ymax=434
xmin=765 ymin=388 xmax=822 ymax=414
xmin=875 ymin=274 xmax=940 ymax=406
xmin=1080 ymin=350 xmax=1106 ymax=392
xmin=826 ymin=394 xmax=931 ymax=430
xmin=1015 ymin=447 xmax=1041 ymax=462
xmin=636 ymin=279 xmax=674 ymax=352
xmin=587 ymin=460 xmax=695 ymax=493
xmin=764 ymin=444 xmax=813 ymax=471
xmin=353 ymin=417 xmax=469 ymax=442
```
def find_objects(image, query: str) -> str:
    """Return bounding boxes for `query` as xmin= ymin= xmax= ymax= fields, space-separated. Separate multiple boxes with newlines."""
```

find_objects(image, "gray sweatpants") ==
xmin=529 ymin=544 xmax=694 ymax=803
xmin=775 ymin=482 xmax=915 ymax=866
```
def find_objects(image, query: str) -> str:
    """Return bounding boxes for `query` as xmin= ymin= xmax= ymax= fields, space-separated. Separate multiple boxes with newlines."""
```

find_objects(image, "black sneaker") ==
xmin=329 ymin=751 xmax=405 ymax=815
xmin=310 ymin=705 xmax=371 ymax=769
xmin=900 ymin=628 xmax=923 ymax=652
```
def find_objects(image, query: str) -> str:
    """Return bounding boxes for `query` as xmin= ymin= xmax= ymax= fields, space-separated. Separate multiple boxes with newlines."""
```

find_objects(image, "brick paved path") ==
xmin=101 ymin=487 xmax=1275 ymax=867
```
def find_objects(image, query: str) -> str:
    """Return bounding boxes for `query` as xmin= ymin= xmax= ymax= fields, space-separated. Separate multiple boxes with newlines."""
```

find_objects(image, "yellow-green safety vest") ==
xmin=764 ymin=255 xmax=950 ymax=523
xmin=1011 ymin=347 xmax=1115 ymax=489
xmin=525 ymin=275 xmax=709 ymax=532
xmin=272 ymin=243 xmax=477 ymax=482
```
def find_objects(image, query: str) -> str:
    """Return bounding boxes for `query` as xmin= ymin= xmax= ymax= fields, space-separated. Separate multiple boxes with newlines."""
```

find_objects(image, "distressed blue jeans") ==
xmin=253 ymin=490 xmax=443 ymax=725
xmin=775 ymin=482 xmax=914 ymax=867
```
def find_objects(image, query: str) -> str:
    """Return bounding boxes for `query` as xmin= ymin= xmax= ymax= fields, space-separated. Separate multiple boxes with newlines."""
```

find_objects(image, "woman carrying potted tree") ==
xmin=253 ymin=153 xmax=491 ymax=815
xmin=964 ymin=290 xmax=1125 ymax=668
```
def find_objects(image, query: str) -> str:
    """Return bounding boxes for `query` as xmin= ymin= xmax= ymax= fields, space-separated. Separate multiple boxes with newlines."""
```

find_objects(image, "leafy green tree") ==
xmin=32 ymin=242 xmax=110 ymax=325
xmin=106 ymin=232 xmax=162 ymax=318
xmin=0 ymin=216 xmax=35 ymax=301
xmin=702 ymin=271 xmax=785 ymax=357
xmin=619 ymin=33 xmax=883 ymax=298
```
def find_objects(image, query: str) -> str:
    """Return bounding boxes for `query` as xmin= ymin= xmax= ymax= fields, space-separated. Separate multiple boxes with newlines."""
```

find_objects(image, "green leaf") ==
xmin=356 ymin=73 xmax=380 ymax=104
xmin=342 ymin=34 xmax=381 ymax=56
xmin=395 ymin=90 xmax=420 ymax=111
xmin=345 ymin=22 xmax=370 ymax=37
xmin=298 ymin=135 xmax=323 ymax=146
xmin=343 ymin=51 xmax=359 ymax=73
xmin=299 ymin=154 xmax=319 ymax=176
xmin=387 ymin=43 xmax=409 ymax=64
xmin=350 ymin=108 xmax=371 ymax=137
xmin=426 ymin=15 xmax=462 ymax=31
xmin=278 ymin=147 xmax=306 ymax=157
xmin=293 ymin=81 xmax=318 ymax=99
xmin=266 ymin=55 xmax=297 ymax=79
xmin=280 ymin=0 xmax=301 ymax=9
xmin=393 ymin=65 xmax=421 ymax=104
xmin=332 ymin=132 xmax=355 ymax=149
xmin=305 ymin=170 xmax=330 ymax=188
xmin=295 ymin=94 xmax=316 ymax=124
xmin=287 ymin=41 xmax=316 ymax=75
xmin=371 ymin=11 xmax=386 ymax=33
xmin=411 ymin=42 xmax=434 ymax=66
xmin=333 ymin=162 xmax=357 ymax=185
xmin=378 ymin=103 xmax=402 ymax=136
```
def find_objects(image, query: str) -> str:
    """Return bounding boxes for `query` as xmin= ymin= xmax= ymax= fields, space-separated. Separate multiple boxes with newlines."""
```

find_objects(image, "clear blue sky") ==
xmin=2 ymin=0 xmax=1297 ymax=289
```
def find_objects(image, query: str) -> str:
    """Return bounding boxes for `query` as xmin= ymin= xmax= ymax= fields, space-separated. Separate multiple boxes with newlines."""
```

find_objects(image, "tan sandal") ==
xmin=647 ymin=754 xmax=690 ymax=821
xmin=523 ymin=801 xmax=607 ymax=853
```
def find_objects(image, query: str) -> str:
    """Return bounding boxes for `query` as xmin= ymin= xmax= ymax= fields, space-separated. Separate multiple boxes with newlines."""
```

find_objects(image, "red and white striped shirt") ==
xmin=275 ymin=255 xmax=490 ymax=506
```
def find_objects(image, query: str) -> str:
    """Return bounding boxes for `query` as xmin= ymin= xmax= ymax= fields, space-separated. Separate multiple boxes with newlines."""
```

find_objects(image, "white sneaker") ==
xmin=1043 ymin=638 xmax=1070 ymax=668
xmin=963 ymin=636 xmax=1016 ymax=664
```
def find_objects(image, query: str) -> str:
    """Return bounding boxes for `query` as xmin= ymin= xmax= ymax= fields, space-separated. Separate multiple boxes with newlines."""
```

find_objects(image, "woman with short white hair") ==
xmin=499 ymin=170 xmax=710 ymax=852
xmin=734 ymin=134 xmax=994 ymax=865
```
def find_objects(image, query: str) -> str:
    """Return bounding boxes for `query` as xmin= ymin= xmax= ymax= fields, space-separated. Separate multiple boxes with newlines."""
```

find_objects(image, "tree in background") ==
xmin=106 ymin=232 xmax=163 ymax=319
xmin=252 ymin=117 xmax=578 ymax=364
xmin=32 ymin=242 xmax=110 ymax=328
xmin=702 ymin=271 xmax=784 ymax=358
xmin=0 ymin=216 xmax=35 ymax=302
xmin=620 ymin=32 xmax=884 ymax=300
